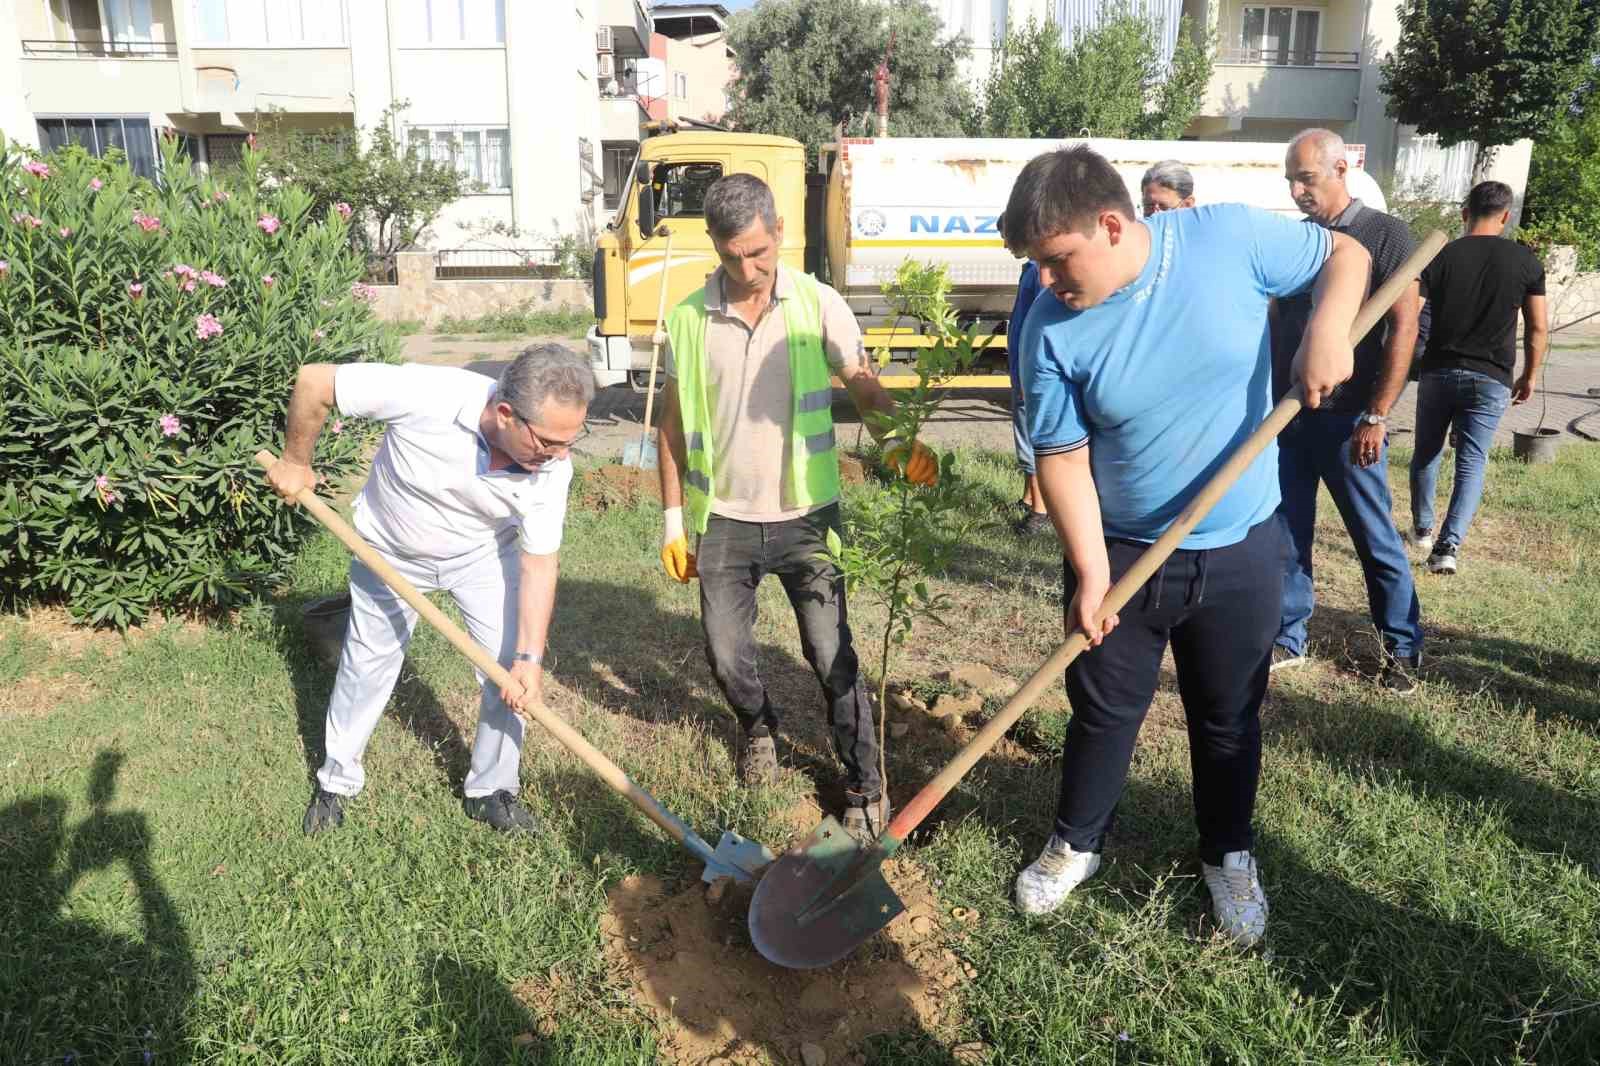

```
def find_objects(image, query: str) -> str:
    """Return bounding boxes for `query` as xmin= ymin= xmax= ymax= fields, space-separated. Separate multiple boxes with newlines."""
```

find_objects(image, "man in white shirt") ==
xmin=267 ymin=345 xmax=594 ymax=836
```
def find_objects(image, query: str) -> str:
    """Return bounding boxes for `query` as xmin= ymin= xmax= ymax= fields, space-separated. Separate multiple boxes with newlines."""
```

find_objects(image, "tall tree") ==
xmin=979 ymin=10 xmax=1213 ymax=140
xmin=1380 ymin=0 xmax=1600 ymax=175
xmin=726 ymin=0 xmax=976 ymax=160
xmin=1522 ymin=89 xmax=1600 ymax=268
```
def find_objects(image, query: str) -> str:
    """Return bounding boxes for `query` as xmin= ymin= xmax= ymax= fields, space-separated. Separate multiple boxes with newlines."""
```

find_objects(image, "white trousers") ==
xmin=317 ymin=533 xmax=525 ymax=799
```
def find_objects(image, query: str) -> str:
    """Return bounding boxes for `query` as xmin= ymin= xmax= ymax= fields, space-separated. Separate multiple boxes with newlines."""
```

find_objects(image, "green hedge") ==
xmin=0 ymin=134 xmax=395 ymax=626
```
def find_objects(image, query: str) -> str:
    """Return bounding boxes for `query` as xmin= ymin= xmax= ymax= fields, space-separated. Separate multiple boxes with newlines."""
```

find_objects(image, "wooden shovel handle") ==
xmin=253 ymin=450 xmax=696 ymax=848
xmin=887 ymin=229 xmax=1448 ymax=838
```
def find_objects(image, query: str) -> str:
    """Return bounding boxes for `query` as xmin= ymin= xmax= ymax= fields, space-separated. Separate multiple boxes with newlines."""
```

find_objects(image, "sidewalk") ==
xmin=1385 ymin=345 xmax=1600 ymax=445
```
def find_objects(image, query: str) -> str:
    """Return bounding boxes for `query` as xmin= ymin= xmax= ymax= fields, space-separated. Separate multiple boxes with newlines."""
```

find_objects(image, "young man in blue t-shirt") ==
xmin=1005 ymin=145 xmax=1370 ymax=946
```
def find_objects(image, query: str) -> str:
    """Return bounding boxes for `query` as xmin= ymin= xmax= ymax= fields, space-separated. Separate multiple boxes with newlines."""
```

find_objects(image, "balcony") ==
xmin=20 ymin=41 xmax=183 ymax=113
xmin=597 ymin=0 xmax=652 ymax=57
xmin=21 ymin=37 xmax=177 ymax=58
xmin=1215 ymin=47 xmax=1359 ymax=68
xmin=190 ymin=47 xmax=355 ymax=115
xmin=599 ymin=95 xmax=648 ymax=142
xmin=1202 ymin=52 xmax=1363 ymax=123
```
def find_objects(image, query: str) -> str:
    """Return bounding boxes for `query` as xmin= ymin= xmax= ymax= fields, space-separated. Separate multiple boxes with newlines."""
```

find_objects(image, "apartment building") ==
xmin=918 ymin=0 xmax=1530 ymax=202
xmin=0 ymin=0 xmax=653 ymax=250
xmin=594 ymin=3 xmax=734 ymax=221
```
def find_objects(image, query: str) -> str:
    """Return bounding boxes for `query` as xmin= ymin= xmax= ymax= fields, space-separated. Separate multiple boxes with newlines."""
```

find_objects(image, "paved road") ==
xmin=401 ymin=333 xmax=1600 ymax=463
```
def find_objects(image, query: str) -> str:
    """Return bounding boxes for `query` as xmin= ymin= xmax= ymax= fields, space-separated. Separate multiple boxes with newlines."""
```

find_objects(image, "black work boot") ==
xmin=303 ymin=789 xmax=346 ymax=836
xmin=842 ymin=794 xmax=891 ymax=845
xmin=463 ymin=789 xmax=539 ymax=835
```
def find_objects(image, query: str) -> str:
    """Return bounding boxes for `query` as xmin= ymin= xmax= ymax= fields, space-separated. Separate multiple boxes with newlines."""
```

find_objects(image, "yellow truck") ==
xmin=587 ymin=127 xmax=1388 ymax=388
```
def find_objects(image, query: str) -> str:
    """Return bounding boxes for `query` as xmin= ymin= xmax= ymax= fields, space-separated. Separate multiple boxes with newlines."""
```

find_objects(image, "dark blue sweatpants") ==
xmin=1056 ymin=518 xmax=1284 ymax=865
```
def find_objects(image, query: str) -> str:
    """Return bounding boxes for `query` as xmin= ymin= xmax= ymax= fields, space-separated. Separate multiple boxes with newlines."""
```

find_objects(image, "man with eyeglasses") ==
xmin=267 ymin=344 xmax=595 ymax=837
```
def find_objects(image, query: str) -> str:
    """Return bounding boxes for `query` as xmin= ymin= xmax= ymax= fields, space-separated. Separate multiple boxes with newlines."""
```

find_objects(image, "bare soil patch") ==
xmin=578 ymin=463 xmax=664 ymax=512
xmin=602 ymin=859 xmax=970 ymax=1066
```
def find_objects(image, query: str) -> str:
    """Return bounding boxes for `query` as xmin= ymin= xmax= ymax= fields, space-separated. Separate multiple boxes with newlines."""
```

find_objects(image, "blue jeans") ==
xmin=1008 ymin=351 xmax=1035 ymax=476
xmin=1409 ymin=368 xmax=1512 ymax=552
xmin=1276 ymin=410 xmax=1424 ymax=659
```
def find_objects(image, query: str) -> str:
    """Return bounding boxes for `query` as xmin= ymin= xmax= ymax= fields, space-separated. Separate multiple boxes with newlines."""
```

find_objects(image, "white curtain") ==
xmin=104 ymin=0 xmax=154 ymax=45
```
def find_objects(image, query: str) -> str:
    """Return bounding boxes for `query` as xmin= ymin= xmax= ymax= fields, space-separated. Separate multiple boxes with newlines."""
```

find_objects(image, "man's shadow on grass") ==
xmin=547 ymin=576 xmax=1041 ymax=845
xmin=999 ymin=770 xmax=1598 ymax=1061
xmin=0 ymin=751 xmax=196 ymax=1063
xmin=1267 ymin=686 xmax=1600 ymax=874
xmin=421 ymin=954 xmax=626 ymax=1065
xmin=272 ymin=590 xmax=475 ymax=797
xmin=1301 ymin=603 xmax=1600 ymax=732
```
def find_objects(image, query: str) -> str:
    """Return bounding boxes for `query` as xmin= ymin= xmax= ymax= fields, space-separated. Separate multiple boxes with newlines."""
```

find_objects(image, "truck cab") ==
xmin=588 ymin=130 xmax=808 ymax=387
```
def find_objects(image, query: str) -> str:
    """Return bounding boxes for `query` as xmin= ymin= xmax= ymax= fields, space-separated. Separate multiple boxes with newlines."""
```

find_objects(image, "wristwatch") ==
xmin=513 ymin=652 xmax=543 ymax=665
xmin=1360 ymin=412 xmax=1388 ymax=426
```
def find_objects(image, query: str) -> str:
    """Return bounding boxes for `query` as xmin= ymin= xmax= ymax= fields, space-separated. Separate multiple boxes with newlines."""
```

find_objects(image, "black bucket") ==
xmin=301 ymin=592 xmax=352 ymax=666
xmin=1512 ymin=427 xmax=1561 ymax=465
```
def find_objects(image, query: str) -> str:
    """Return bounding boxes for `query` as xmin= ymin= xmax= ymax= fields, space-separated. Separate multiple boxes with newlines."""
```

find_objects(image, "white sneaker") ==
xmin=1411 ymin=529 xmax=1434 ymax=557
xmin=1427 ymin=550 xmax=1458 ymax=575
xmin=1015 ymin=835 xmax=1101 ymax=915
xmin=1202 ymin=850 xmax=1269 ymax=948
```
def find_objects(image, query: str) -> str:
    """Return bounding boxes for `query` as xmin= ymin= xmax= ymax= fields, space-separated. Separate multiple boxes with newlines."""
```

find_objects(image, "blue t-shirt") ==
xmin=1020 ymin=204 xmax=1332 ymax=549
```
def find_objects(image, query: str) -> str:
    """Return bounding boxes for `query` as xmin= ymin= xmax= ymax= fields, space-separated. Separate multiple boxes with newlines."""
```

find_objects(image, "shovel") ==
xmin=749 ymin=231 xmax=1449 ymax=969
xmin=254 ymin=450 xmax=773 ymax=883
xmin=621 ymin=226 xmax=675 ymax=470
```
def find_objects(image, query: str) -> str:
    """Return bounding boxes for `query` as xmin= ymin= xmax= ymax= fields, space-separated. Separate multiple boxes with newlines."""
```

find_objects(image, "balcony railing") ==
xmin=1217 ymin=47 xmax=1359 ymax=68
xmin=22 ymin=37 xmax=178 ymax=58
xmin=434 ymin=249 xmax=564 ymax=281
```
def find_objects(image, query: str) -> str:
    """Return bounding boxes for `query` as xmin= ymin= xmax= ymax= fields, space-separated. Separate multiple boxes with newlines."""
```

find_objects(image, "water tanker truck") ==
xmin=587 ymin=129 xmax=1386 ymax=388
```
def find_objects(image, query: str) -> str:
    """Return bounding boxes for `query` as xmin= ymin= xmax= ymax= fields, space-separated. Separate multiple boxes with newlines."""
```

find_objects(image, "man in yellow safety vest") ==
xmin=655 ymin=172 xmax=934 ymax=842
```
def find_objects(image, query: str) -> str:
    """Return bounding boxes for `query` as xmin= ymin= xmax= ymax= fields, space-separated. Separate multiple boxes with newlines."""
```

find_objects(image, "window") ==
xmin=205 ymin=133 xmax=249 ymax=170
xmin=409 ymin=0 xmax=506 ymax=44
xmin=36 ymin=116 xmax=156 ymax=177
xmin=46 ymin=0 xmax=161 ymax=53
xmin=652 ymin=162 xmax=722 ymax=219
xmin=1240 ymin=6 xmax=1320 ymax=65
xmin=408 ymin=126 xmax=511 ymax=191
xmin=601 ymin=141 xmax=636 ymax=211
xmin=673 ymin=72 xmax=688 ymax=99
xmin=191 ymin=0 xmax=347 ymax=45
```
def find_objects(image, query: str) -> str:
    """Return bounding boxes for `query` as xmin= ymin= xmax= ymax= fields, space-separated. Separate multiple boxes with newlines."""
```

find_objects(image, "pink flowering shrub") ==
xmin=0 ymin=134 xmax=395 ymax=626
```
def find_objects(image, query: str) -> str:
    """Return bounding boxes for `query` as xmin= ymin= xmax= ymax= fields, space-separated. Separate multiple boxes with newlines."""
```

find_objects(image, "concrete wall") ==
xmin=1544 ymin=247 xmax=1600 ymax=336
xmin=660 ymin=30 xmax=732 ymax=124
xmin=191 ymin=47 xmax=354 ymax=113
xmin=1203 ymin=64 xmax=1360 ymax=123
xmin=369 ymin=252 xmax=593 ymax=327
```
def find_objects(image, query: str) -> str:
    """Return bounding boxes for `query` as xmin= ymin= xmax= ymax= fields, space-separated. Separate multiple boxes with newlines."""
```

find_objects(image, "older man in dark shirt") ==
xmin=1270 ymin=128 xmax=1425 ymax=693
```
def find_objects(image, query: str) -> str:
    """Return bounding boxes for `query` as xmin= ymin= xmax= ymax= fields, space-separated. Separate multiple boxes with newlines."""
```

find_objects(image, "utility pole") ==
xmin=874 ymin=28 xmax=895 ymax=137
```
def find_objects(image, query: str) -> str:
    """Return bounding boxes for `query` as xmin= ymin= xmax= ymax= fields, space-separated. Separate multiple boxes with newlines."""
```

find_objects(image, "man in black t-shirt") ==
xmin=1409 ymin=181 xmax=1548 ymax=576
xmin=1270 ymin=129 xmax=1425 ymax=693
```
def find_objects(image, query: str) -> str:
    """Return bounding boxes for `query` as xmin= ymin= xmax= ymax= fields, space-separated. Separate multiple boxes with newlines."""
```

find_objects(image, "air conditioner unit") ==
xmin=596 ymin=26 xmax=613 ymax=52
xmin=597 ymin=54 xmax=615 ymax=81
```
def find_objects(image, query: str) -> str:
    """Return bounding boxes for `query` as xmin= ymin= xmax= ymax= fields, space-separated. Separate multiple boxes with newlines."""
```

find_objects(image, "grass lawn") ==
xmin=2 ymin=439 xmax=1598 ymax=1065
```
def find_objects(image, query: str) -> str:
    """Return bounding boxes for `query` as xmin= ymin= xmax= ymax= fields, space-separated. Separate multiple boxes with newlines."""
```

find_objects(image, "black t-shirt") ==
xmin=1419 ymin=236 xmax=1545 ymax=386
xmin=1273 ymin=200 xmax=1417 ymax=412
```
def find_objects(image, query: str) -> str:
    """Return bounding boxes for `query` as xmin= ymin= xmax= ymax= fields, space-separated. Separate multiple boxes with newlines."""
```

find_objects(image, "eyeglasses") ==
xmin=516 ymin=414 xmax=589 ymax=457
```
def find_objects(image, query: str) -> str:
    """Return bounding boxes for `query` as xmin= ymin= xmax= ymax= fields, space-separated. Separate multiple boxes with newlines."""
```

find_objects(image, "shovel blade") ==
xmin=702 ymin=829 xmax=775 ymax=884
xmin=622 ymin=439 xmax=658 ymax=470
xmin=747 ymin=816 xmax=905 ymax=970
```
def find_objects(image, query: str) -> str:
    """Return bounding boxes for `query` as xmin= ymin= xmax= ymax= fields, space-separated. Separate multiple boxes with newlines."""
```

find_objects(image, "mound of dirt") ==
xmin=602 ymin=859 xmax=970 ymax=1065
xmin=579 ymin=463 xmax=663 ymax=511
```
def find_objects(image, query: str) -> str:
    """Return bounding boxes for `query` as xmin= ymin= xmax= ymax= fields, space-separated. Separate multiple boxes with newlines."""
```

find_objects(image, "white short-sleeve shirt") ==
xmin=335 ymin=363 xmax=573 ymax=560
